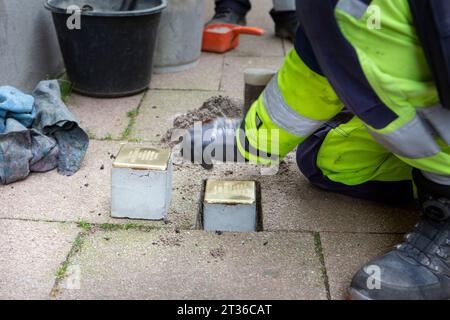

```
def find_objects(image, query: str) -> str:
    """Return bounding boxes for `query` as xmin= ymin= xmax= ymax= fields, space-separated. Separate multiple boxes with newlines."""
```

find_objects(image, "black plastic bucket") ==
xmin=45 ymin=0 xmax=167 ymax=97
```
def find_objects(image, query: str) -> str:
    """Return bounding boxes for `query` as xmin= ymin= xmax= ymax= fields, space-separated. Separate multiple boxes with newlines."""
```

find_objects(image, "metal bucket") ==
xmin=153 ymin=0 xmax=206 ymax=74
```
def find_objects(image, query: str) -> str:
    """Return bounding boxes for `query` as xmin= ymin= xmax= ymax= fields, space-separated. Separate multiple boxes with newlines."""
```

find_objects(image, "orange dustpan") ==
xmin=202 ymin=23 xmax=265 ymax=53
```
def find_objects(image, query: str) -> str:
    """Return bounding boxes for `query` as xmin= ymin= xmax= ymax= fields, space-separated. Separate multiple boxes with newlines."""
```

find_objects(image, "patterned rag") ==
xmin=0 ymin=80 xmax=89 ymax=185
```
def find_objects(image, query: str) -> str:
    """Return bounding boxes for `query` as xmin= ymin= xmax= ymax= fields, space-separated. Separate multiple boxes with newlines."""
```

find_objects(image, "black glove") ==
xmin=181 ymin=117 xmax=245 ymax=169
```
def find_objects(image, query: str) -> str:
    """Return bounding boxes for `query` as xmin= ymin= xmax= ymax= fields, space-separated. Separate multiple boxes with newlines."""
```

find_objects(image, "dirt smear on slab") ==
xmin=161 ymin=95 xmax=243 ymax=147
xmin=210 ymin=247 xmax=226 ymax=260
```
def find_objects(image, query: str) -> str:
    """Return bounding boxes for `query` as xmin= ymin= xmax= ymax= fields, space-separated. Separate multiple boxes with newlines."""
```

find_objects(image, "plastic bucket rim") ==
xmin=44 ymin=0 xmax=167 ymax=17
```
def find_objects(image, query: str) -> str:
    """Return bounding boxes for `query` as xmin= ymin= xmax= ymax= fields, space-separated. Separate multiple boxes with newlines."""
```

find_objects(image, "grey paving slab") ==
xmin=55 ymin=229 xmax=327 ymax=300
xmin=171 ymin=152 xmax=418 ymax=233
xmin=172 ymin=154 xmax=419 ymax=233
xmin=150 ymin=53 xmax=223 ymax=91
xmin=67 ymin=93 xmax=144 ymax=140
xmin=221 ymin=56 xmax=284 ymax=97
xmin=0 ymin=219 xmax=79 ymax=300
xmin=320 ymin=232 xmax=404 ymax=300
xmin=132 ymin=90 xmax=223 ymax=142
xmin=0 ymin=141 xmax=166 ymax=227
xmin=226 ymin=34 xmax=285 ymax=58
xmin=0 ymin=140 xmax=120 ymax=223
xmin=246 ymin=0 xmax=275 ymax=31
xmin=258 ymin=153 xmax=420 ymax=233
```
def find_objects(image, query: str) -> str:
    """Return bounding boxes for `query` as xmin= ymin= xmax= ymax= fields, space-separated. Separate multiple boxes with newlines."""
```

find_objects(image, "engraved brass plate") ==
xmin=204 ymin=180 xmax=256 ymax=205
xmin=113 ymin=144 xmax=171 ymax=171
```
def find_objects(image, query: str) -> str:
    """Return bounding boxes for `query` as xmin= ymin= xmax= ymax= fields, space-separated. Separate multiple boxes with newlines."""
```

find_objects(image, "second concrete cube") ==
xmin=202 ymin=180 xmax=259 ymax=232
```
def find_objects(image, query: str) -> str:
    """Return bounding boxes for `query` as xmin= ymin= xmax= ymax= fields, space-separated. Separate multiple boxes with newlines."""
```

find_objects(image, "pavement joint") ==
xmin=218 ymin=55 xmax=226 ymax=91
xmin=313 ymin=232 xmax=332 ymax=300
xmin=50 ymin=231 xmax=87 ymax=299
xmin=121 ymin=90 xmax=149 ymax=141
xmin=149 ymin=87 xmax=224 ymax=93
xmin=85 ymin=128 xmax=97 ymax=140
xmin=90 ymin=137 xmax=136 ymax=143
xmin=0 ymin=218 xmax=410 ymax=236
xmin=0 ymin=217 xmax=76 ymax=225
xmin=318 ymin=230 xmax=407 ymax=236
xmin=74 ymin=220 xmax=170 ymax=234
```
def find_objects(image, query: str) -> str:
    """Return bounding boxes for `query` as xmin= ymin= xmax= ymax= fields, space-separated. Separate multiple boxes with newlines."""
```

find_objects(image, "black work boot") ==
xmin=206 ymin=7 xmax=247 ymax=26
xmin=270 ymin=9 xmax=299 ymax=42
xmin=349 ymin=170 xmax=450 ymax=300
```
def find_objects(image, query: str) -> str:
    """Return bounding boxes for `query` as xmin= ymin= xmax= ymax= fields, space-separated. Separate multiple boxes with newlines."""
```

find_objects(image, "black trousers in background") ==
xmin=215 ymin=0 xmax=252 ymax=16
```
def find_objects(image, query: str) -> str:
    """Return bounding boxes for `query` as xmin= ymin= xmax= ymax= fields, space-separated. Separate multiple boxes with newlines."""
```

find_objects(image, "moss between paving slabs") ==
xmin=77 ymin=219 xmax=92 ymax=232
xmin=122 ymin=109 xmax=139 ymax=140
xmin=314 ymin=232 xmax=331 ymax=300
xmin=121 ymin=91 xmax=147 ymax=141
xmin=98 ymin=223 xmax=159 ymax=232
xmin=77 ymin=220 xmax=163 ymax=233
xmin=51 ymin=231 xmax=87 ymax=298
xmin=85 ymin=128 xmax=97 ymax=140
xmin=56 ymin=234 xmax=84 ymax=278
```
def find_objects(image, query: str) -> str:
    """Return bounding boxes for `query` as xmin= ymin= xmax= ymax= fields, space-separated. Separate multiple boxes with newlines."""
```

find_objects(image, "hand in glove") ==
xmin=181 ymin=117 xmax=245 ymax=169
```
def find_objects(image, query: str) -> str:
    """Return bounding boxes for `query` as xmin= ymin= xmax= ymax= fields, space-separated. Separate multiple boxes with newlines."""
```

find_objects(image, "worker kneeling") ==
xmin=183 ymin=0 xmax=450 ymax=300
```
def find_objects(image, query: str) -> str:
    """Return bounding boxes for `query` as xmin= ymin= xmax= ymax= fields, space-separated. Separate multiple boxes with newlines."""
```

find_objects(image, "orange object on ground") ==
xmin=202 ymin=23 xmax=265 ymax=53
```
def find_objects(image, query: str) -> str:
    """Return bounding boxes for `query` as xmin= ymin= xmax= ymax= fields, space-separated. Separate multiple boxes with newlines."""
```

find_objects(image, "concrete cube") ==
xmin=202 ymin=180 xmax=258 ymax=232
xmin=111 ymin=144 xmax=172 ymax=220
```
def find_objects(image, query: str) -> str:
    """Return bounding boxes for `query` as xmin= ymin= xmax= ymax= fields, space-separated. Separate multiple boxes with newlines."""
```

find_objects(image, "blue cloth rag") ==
xmin=0 ymin=80 xmax=89 ymax=184
xmin=0 ymin=86 xmax=36 ymax=133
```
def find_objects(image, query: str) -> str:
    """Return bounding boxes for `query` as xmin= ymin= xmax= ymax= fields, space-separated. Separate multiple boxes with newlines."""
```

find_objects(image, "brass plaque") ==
xmin=204 ymin=180 xmax=256 ymax=205
xmin=113 ymin=144 xmax=171 ymax=171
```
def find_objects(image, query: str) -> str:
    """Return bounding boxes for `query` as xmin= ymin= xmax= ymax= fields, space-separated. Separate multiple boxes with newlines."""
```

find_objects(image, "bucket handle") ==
xmin=232 ymin=27 xmax=265 ymax=36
